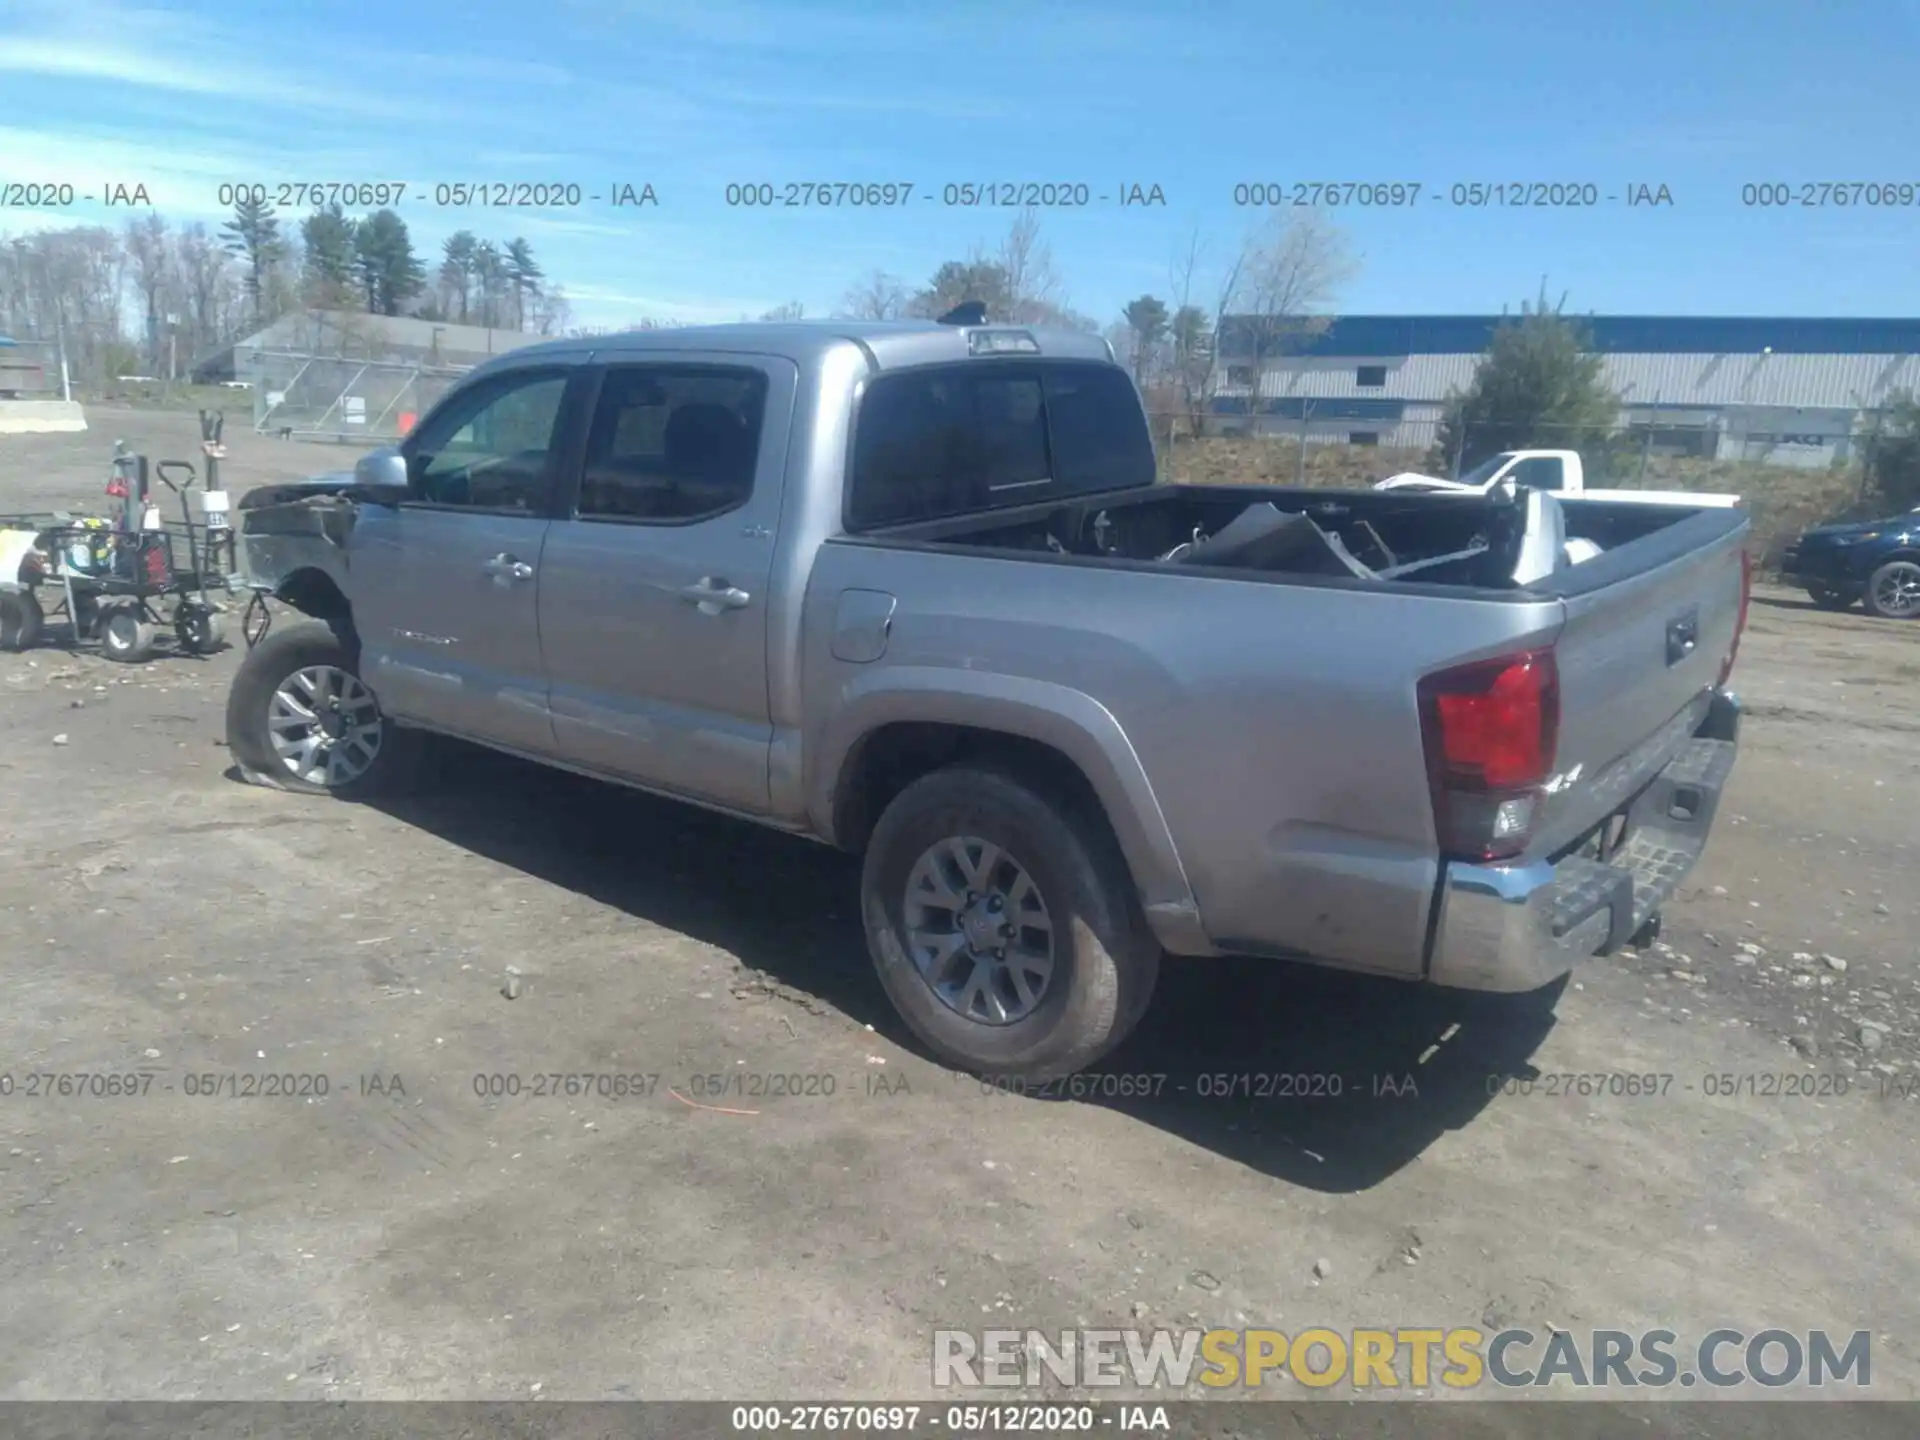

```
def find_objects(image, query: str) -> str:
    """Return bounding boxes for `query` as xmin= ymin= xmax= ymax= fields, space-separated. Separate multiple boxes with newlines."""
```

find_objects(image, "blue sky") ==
xmin=3 ymin=0 xmax=1918 ymax=329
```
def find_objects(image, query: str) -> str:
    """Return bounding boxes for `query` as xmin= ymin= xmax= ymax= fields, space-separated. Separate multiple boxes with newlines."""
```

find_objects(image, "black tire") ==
xmin=1863 ymin=559 xmax=1920 ymax=620
xmin=175 ymin=607 xmax=227 ymax=655
xmin=860 ymin=763 xmax=1160 ymax=1082
xmin=1807 ymin=586 xmax=1856 ymax=612
xmin=99 ymin=604 xmax=157 ymax=663
xmin=225 ymin=618 xmax=418 ymax=797
xmin=0 ymin=589 xmax=44 ymax=652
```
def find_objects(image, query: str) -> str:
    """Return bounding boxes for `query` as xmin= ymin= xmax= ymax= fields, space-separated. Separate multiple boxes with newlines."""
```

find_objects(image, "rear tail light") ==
xmin=1718 ymin=547 xmax=1752 ymax=687
xmin=1418 ymin=647 xmax=1559 ymax=863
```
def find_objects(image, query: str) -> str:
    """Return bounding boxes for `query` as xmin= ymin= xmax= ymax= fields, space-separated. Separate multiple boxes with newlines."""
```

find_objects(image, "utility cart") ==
xmin=0 ymin=415 xmax=241 ymax=663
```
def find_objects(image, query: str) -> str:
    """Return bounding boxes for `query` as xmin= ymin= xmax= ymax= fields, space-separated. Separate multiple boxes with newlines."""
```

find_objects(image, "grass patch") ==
xmin=81 ymin=383 xmax=255 ymax=414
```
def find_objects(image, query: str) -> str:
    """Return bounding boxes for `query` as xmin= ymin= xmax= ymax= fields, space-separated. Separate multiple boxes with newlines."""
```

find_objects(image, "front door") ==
xmin=538 ymin=357 xmax=796 ymax=814
xmin=352 ymin=363 xmax=585 ymax=754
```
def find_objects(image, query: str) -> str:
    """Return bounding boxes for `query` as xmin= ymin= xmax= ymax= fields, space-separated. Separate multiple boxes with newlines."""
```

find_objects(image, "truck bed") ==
xmin=857 ymin=481 xmax=1736 ymax=597
xmin=815 ymin=479 xmax=1749 ymax=980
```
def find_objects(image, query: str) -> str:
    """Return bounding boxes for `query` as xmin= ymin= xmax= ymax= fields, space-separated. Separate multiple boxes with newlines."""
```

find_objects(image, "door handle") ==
xmin=1666 ymin=612 xmax=1698 ymax=666
xmin=483 ymin=553 xmax=534 ymax=583
xmin=679 ymin=577 xmax=752 ymax=613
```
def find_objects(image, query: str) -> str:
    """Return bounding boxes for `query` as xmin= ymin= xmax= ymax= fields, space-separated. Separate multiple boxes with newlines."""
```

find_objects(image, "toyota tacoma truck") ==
xmin=224 ymin=317 xmax=1751 ymax=1080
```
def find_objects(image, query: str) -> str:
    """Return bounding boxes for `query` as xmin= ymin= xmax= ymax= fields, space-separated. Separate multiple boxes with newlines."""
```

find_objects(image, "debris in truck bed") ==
xmin=1174 ymin=502 xmax=1378 ymax=579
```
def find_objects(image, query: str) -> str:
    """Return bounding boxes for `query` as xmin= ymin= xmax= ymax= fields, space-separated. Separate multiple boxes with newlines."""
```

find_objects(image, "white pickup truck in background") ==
xmin=1375 ymin=449 xmax=1744 ymax=509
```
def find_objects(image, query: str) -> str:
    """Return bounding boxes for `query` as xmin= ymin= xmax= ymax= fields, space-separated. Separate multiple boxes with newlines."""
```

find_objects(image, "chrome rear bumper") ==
xmin=1425 ymin=691 xmax=1740 ymax=993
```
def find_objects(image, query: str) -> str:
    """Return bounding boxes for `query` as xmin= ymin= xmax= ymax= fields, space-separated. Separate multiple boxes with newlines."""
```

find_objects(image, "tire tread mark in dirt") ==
xmin=358 ymin=1103 xmax=464 ymax=1173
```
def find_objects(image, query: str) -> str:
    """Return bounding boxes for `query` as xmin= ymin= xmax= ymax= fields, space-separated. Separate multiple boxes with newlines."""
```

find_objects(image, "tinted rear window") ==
xmin=846 ymin=362 xmax=1154 ymax=530
xmin=1043 ymin=365 xmax=1156 ymax=494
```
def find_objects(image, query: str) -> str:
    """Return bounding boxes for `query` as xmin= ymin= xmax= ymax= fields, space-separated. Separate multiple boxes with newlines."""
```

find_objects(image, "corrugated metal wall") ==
xmin=1240 ymin=352 xmax=1920 ymax=411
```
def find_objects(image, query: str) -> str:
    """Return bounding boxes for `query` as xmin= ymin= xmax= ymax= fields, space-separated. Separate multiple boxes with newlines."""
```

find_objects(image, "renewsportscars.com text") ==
xmin=933 ymin=1326 xmax=1873 ymax=1391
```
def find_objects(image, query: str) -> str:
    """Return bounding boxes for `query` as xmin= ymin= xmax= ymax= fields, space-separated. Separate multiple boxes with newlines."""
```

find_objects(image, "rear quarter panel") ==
xmin=800 ymin=544 xmax=1562 ymax=975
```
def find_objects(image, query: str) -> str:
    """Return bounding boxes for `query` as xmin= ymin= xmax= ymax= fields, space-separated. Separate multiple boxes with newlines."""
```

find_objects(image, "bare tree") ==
xmin=1166 ymin=225 xmax=1231 ymax=441
xmin=839 ymin=269 xmax=909 ymax=320
xmin=996 ymin=208 xmax=1063 ymax=324
xmin=175 ymin=222 xmax=246 ymax=363
xmin=1159 ymin=212 xmax=1355 ymax=441
xmin=0 ymin=228 xmax=134 ymax=383
xmin=526 ymin=284 xmax=573 ymax=336
xmin=1220 ymin=209 xmax=1357 ymax=424
xmin=757 ymin=301 xmax=805 ymax=321
xmin=124 ymin=215 xmax=176 ymax=375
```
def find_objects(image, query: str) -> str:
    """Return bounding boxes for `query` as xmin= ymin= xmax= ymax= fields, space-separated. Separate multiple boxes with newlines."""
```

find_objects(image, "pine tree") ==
xmin=221 ymin=195 xmax=284 ymax=326
xmin=1433 ymin=285 xmax=1621 ymax=474
xmin=351 ymin=209 xmax=426 ymax=316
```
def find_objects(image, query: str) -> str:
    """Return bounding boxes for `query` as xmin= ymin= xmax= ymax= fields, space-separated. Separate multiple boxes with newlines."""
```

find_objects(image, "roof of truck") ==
xmin=469 ymin=319 xmax=1118 ymax=375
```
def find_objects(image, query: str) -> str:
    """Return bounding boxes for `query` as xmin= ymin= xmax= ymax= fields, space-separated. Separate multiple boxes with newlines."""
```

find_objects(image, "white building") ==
xmin=1213 ymin=315 xmax=1920 ymax=468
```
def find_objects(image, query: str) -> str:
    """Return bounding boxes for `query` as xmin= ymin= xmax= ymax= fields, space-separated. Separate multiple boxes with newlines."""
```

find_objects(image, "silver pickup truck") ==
xmin=225 ymin=317 xmax=1750 ymax=1080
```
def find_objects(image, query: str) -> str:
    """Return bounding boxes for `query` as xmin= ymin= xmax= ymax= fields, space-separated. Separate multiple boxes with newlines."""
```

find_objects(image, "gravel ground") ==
xmin=1 ymin=409 xmax=1917 ymax=1418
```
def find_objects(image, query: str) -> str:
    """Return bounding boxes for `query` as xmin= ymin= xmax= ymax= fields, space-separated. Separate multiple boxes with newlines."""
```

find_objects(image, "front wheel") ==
xmin=225 ymin=619 xmax=417 ymax=796
xmin=1863 ymin=559 xmax=1920 ymax=620
xmin=860 ymin=764 xmax=1160 ymax=1082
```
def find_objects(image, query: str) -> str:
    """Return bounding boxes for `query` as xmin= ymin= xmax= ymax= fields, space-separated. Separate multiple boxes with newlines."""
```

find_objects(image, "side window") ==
xmin=407 ymin=370 xmax=570 ymax=512
xmin=973 ymin=375 xmax=1050 ymax=496
xmin=1043 ymin=366 xmax=1155 ymax=491
xmin=1507 ymin=456 xmax=1565 ymax=491
xmin=848 ymin=368 xmax=1053 ymax=529
xmin=576 ymin=365 xmax=768 ymax=523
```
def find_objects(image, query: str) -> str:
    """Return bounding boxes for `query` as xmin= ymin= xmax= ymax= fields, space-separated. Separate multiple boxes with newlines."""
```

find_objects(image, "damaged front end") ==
xmin=234 ymin=473 xmax=360 ymax=645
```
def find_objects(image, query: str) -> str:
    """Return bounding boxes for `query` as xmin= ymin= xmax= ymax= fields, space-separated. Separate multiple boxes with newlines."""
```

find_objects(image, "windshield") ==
xmin=1456 ymin=452 xmax=1517 ymax=486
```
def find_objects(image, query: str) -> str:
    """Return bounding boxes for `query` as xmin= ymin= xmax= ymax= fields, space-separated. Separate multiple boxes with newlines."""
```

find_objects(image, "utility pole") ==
xmin=55 ymin=315 xmax=71 ymax=401
xmin=1636 ymin=390 xmax=1660 ymax=484
xmin=1296 ymin=400 xmax=1312 ymax=486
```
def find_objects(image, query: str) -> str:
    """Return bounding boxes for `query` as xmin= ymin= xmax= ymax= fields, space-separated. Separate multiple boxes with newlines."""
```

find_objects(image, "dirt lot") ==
xmin=2 ymin=409 xmax=1918 ymax=1413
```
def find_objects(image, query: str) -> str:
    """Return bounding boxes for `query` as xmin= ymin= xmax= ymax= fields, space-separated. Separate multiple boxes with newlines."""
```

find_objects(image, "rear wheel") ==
xmin=0 ymin=589 xmax=44 ymax=652
xmin=100 ymin=604 xmax=157 ymax=663
xmin=175 ymin=607 xmax=227 ymax=655
xmin=1863 ymin=560 xmax=1920 ymax=620
xmin=860 ymin=764 xmax=1160 ymax=1082
xmin=225 ymin=619 xmax=417 ymax=796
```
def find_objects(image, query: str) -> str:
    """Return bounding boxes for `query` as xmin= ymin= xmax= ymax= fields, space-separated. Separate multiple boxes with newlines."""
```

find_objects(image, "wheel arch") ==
xmin=274 ymin=566 xmax=352 ymax=624
xmin=811 ymin=670 xmax=1209 ymax=954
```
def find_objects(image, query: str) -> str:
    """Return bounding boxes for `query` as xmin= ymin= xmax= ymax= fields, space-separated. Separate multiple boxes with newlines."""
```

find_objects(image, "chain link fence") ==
xmin=243 ymin=349 xmax=466 ymax=443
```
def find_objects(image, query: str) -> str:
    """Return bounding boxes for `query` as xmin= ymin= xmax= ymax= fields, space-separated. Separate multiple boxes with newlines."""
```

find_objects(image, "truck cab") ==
xmin=1377 ymin=449 xmax=1585 ymax=495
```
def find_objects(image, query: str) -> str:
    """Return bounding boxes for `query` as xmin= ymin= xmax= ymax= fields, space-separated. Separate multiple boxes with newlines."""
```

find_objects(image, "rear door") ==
xmin=537 ymin=355 xmax=796 ymax=814
xmin=351 ymin=361 xmax=589 ymax=753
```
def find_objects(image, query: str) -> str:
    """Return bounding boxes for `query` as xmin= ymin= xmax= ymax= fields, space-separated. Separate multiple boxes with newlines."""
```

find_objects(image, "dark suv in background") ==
xmin=1781 ymin=506 xmax=1920 ymax=619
